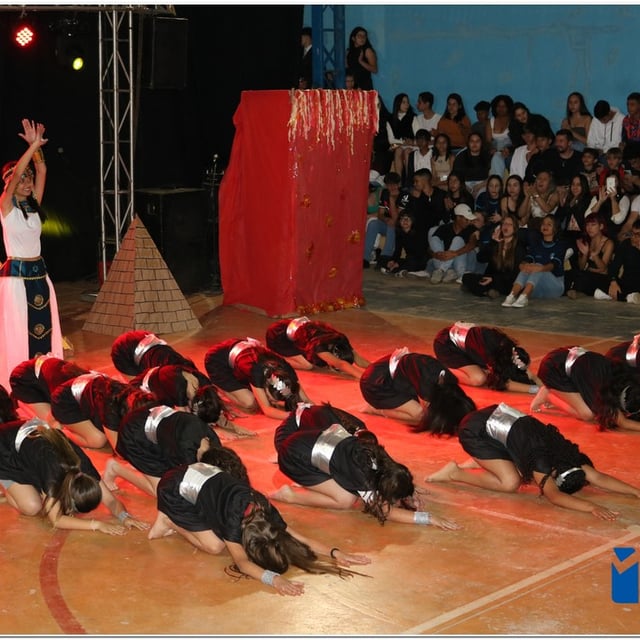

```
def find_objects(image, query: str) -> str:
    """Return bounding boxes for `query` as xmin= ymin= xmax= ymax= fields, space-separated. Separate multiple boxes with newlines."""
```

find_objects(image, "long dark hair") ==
xmin=417 ymin=377 xmax=477 ymax=436
xmin=486 ymin=331 xmax=532 ymax=390
xmin=2 ymin=161 xmax=47 ymax=222
xmin=566 ymin=91 xmax=591 ymax=119
xmin=0 ymin=384 xmax=19 ymax=423
xmin=493 ymin=213 xmax=521 ymax=272
xmin=200 ymin=446 xmax=250 ymax=484
xmin=262 ymin=360 xmax=301 ymax=412
xmin=348 ymin=26 xmax=373 ymax=52
xmin=192 ymin=384 xmax=224 ymax=423
xmin=443 ymin=93 xmax=466 ymax=122
xmin=33 ymin=426 xmax=102 ymax=515
xmin=103 ymin=380 xmax=157 ymax=431
xmin=598 ymin=366 xmax=640 ymax=430
xmin=242 ymin=495 xmax=358 ymax=578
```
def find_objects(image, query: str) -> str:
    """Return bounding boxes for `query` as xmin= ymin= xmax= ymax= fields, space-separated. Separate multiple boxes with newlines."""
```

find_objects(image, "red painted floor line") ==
xmin=39 ymin=530 xmax=87 ymax=634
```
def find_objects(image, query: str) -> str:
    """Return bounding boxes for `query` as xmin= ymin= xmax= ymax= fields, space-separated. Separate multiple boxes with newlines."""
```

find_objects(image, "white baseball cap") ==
xmin=454 ymin=203 xmax=476 ymax=220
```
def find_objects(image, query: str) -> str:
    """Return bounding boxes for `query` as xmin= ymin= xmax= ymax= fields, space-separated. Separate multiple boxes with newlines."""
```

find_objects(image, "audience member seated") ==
xmin=363 ymin=172 xmax=404 ymax=269
xmin=598 ymin=147 xmax=625 ymax=187
xmin=565 ymin=213 xmax=614 ymax=299
xmin=580 ymin=147 xmax=602 ymax=196
xmin=462 ymin=213 xmax=525 ymax=298
xmin=509 ymin=125 xmax=537 ymax=180
xmin=443 ymin=171 xmax=475 ymax=221
xmin=502 ymin=215 xmax=567 ymax=308
xmin=402 ymin=168 xmax=447 ymax=247
xmin=436 ymin=93 xmax=472 ymax=151
xmin=387 ymin=93 xmax=416 ymax=175
xmin=585 ymin=173 xmax=630 ymax=240
xmin=452 ymin=132 xmax=491 ymax=197
xmin=557 ymin=173 xmax=592 ymax=247
xmin=593 ymin=219 xmax=640 ymax=303
xmin=547 ymin=129 xmax=583 ymax=187
xmin=622 ymin=92 xmax=640 ymax=149
xmin=622 ymin=142 xmax=640 ymax=196
xmin=404 ymin=129 xmax=432 ymax=187
xmin=485 ymin=94 xmax=514 ymax=177
xmin=381 ymin=211 xmax=428 ymax=278
xmin=508 ymin=101 xmax=531 ymax=148
xmin=471 ymin=100 xmax=491 ymax=146
xmin=561 ymin=92 xmax=592 ymax=152
xmin=430 ymin=133 xmax=455 ymax=190
xmin=427 ymin=203 xmax=479 ymax=284
xmin=475 ymin=174 xmax=504 ymax=249
xmin=500 ymin=175 xmax=526 ymax=218
xmin=587 ymin=100 xmax=624 ymax=159
xmin=412 ymin=91 xmax=441 ymax=138
xmin=519 ymin=170 xmax=559 ymax=229
xmin=523 ymin=120 xmax=555 ymax=184
xmin=617 ymin=194 xmax=640 ymax=243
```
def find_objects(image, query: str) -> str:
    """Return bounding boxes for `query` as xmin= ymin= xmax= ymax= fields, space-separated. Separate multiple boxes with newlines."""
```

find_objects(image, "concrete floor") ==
xmin=2 ymin=271 xmax=640 ymax=635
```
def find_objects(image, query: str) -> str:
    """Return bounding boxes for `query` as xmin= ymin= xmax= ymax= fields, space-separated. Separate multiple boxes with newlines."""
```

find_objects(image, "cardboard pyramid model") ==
xmin=83 ymin=215 xmax=202 ymax=335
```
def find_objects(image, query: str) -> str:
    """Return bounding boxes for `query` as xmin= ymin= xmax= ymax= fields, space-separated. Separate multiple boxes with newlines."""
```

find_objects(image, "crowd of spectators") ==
xmin=364 ymin=89 xmax=640 ymax=308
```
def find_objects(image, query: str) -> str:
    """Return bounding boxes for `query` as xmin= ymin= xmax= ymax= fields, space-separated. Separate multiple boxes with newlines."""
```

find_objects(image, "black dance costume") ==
xmin=0 ymin=418 xmax=100 ymax=488
xmin=111 ymin=330 xmax=197 ymax=377
xmin=459 ymin=404 xmax=592 ymax=484
xmin=537 ymin=346 xmax=612 ymax=417
xmin=359 ymin=348 xmax=456 ymax=409
xmin=157 ymin=462 xmax=285 ymax=537
xmin=275 ymin=404 xmax=378 ymax=500
xmin=433 ymin=322 xmax=532 ymax=388
xmin=129 ymin=364 xmax=210 ymax=407
xmin=116 ymin=405 xmax=221 ymax=478
xmin=605 ymin=336 xmax=640 ymax=372
xmin=10 ymin=354 xmax=89 ymax=405
xmin=265 ymin=317 xmax=354 ymax=367
xmin=204 ymin=338 xmax=298 ymax=394
xmin=51 ymin=373 xmax=125 ymax=434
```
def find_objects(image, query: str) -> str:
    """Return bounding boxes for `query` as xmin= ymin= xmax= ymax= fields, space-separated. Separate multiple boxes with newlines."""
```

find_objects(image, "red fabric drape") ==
xmin=219 ymin=89 xmax=378 ymax=317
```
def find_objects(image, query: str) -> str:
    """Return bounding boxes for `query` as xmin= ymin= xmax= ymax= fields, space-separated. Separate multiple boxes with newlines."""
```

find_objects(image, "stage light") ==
xmin=72 ymin=54 xmax=84 ymax=71
xmin=14 ymin=23 xmax=35 ymax=48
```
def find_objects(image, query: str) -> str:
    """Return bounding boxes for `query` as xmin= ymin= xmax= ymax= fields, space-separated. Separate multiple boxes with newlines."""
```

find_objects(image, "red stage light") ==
xmin=14 ymin=25 xmax=35 ymax=48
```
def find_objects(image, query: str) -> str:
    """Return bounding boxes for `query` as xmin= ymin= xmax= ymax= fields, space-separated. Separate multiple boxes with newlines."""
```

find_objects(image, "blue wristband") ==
xmin=528 ymin=385 xmax=539 ymax=394
xmin=261 ymin=570 xmax=280 ymax=586
xmin=117 ymin=511 xmax=132 ymax=522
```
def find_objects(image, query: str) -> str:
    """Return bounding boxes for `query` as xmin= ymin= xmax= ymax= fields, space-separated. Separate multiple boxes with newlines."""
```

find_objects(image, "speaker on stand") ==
xmin=202 ymin=153 xmax=224 ymax=293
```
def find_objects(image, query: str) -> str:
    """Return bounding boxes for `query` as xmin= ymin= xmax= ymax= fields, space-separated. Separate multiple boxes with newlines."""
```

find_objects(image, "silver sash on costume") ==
xmin=134 ymin=333 xmax=167 ymax=366
xmin=486 ymin=403 xmax=526 ymax=445
xmin=15 ymin=418 xmax=49 ymax=452
xmin=626 ymin=335 xmax=640 ymax=368
xmin=389 ymin=347 xmax=410 ymax=378
xmin=449 ymin=321 xmax=476 ymax=350
xmin=140 ymin=366 xmax=159 ymax=393
xmin=310 ymin=423 xmax=352 ymax=474
xmin=144 ymin=405 xmax=177 ymax=444
xmin=179 ymin=463 xmax=222 ymax=505
xmin=71 ymin=372 xmax=102 ymax=403
xmin=565 ymin=346 xmax=587 ymax=376
xmin=286 ymin=316 xmax=310 ymax=340
xmin=295 ymin=402 xmax=313 ymax=427
xmin=228 ymin=338 xmax=262 ymax=368
xmin=34 ymin=353 xmax=55 ymax=378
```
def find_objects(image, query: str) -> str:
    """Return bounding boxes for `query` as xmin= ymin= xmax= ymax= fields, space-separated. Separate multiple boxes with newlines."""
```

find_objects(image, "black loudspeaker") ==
xmin=143 ymin=17 xmax=188 ymax=90
xmin=135 ymin=188 xmax=211 ymax=294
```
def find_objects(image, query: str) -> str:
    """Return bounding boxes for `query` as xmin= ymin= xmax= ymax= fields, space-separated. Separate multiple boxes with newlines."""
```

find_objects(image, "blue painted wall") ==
xmin=304 ymin=5 xmax=639 ymax=130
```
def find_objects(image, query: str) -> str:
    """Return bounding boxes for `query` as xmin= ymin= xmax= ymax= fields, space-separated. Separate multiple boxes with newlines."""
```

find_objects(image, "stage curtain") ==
xmin=219 ymin=89 xmax=378 ymax=317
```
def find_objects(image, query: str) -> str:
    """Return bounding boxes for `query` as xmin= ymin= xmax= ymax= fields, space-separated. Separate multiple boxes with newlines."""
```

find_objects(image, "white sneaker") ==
xmin=627 ymin=292 xmax=640 ymax=304
xmin=407 ymin=270 xmax=429 ymax=278
xmin=594 ymin=288 xmax=613 ymax=301
xmin=430 ymin=268 xmax=445 ymax=284
xmin=512 ymin=293 xmax=529 ymax=308
xmin=443 ymin=268 xmax=458 ymax=283
xmin=501 ymin=293 xmax=517 ymax=307
xmin=380 ymin=268 xmax=389 ymax=275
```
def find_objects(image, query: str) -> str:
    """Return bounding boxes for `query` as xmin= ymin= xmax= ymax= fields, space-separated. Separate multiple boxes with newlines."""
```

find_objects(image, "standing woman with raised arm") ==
xmin=345 ymin=26 xmax=377 ymax=91
xmin=0 ymin=119 xmax=62 ymax=392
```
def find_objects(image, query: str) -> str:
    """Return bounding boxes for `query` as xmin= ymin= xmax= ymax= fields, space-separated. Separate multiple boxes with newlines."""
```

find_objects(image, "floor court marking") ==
xmin=40 ymin=529 xmax=87 ymax=634
xmin=403 ymin=524 xmax=640 ymax=635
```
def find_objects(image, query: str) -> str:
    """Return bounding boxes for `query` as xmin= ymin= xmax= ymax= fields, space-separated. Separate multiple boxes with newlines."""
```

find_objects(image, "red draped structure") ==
xmin=219 ymin=89 xmax=378 ymax=317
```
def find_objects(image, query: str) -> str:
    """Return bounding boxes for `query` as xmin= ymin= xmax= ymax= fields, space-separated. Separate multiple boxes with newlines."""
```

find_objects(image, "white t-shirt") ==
xmin=586 ymin=108 xmax=625 ymax=152
xmin=412 ymin=112 xmax=442 ymax=136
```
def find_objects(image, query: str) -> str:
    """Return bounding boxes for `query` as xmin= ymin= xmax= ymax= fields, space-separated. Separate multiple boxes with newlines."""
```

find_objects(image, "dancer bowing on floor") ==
xmin=427 ymin=403 xmax=640 ymax=519
xmin=270 ymin=402 xmax=461 ymax=529
xmin=531 ymin=345 xmax=640 ymax=431
xmin=604 ymin=334 xmax=640 ymax=376
xmin=0 ymin=416 xmax=148 ymax=534
xmin=359 ymin=347 xmax=476 ymax=433
xmin=433 ymin=321 xmax=541 ymax=392
xmin=149 ymin=448 xmax=371 ymax=596
xmin=204 ymin=337 xmax=312 ymax=420
xmin=265 ymin=316 xmax=370 ymax=380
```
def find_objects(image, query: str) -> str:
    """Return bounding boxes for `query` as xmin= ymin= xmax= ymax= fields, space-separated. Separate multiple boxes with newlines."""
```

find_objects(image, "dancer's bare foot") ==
xmin=220 ymin=419 xmax=257 ymax=438
xmin=148 ymin=511 xmax=176 ymax=539
xmin=269 ymin=485 xmax=296 ymax=503
xmin=103 ymin=457 xmax=120 ymax=492
xmin=426 ymin=461 xmax=459 ymax=483
xmin=530 ymin=386 xmax=550 ymax=413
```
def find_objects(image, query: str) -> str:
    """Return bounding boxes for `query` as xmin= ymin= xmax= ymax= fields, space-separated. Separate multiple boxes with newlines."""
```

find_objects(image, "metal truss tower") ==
xmin=310 ymin=5 xmax=345 ymax=89
xmin=98 ymin=8 xmax=135 ymax=281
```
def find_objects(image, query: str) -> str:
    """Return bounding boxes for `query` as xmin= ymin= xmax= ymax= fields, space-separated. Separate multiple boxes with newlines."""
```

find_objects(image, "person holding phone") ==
xmin=584 ymin=172 xmax=630 ymax=239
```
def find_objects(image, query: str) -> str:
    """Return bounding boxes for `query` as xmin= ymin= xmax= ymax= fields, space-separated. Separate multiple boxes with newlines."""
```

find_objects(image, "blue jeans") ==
xmin=514 ymin=271 xmax=564 ymax=298
xmin=364 ymin=217 xmax=395 ymax=260
xmin=427 ymin=229 xmax=477 ymax=276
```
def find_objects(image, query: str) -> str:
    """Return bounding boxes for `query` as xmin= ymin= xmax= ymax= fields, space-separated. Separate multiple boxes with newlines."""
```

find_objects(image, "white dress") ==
xmin=0 ymin=206 xmax=62 ymax=391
